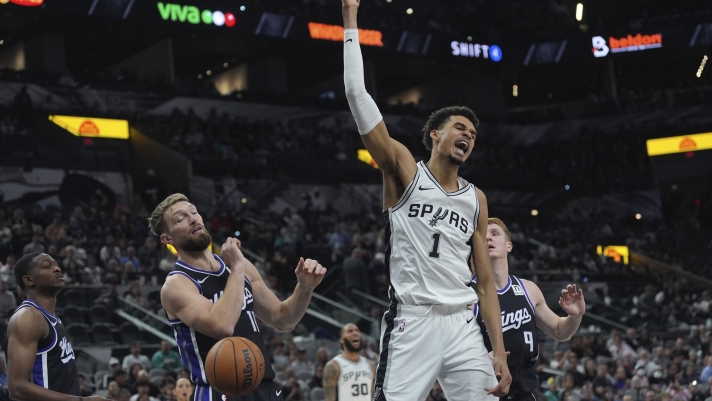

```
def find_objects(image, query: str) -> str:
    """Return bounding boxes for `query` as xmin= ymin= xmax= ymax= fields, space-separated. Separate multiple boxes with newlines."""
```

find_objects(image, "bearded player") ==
xmin=341 ymin=1 xmax=511 ymax=400
xmin=472 ymin=218 xmax=585 ymax=401
xmin=152 ymin=194 xmax=327 ymax=401
xmin=323 ymin=323 xmax=375 ymax=401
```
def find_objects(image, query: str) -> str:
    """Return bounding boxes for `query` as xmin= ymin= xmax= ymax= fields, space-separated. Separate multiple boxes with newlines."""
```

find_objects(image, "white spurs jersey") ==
xmin=332 ymin=355 xmax=373 ymax=401
xmin=385 ymin=161 xmax=480 ymax=306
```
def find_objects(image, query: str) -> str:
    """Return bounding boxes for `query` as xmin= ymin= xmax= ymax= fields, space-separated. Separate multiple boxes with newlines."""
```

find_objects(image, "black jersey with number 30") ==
xmin=473 ymin=275 xmax=539 ymax=397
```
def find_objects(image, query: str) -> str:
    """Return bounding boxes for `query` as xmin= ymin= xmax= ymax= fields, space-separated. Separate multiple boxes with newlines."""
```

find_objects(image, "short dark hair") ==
xmin=421 ymin=106 xmax=479 ymax=151
xmin=14 ymin=252 xmax=42 ymax=291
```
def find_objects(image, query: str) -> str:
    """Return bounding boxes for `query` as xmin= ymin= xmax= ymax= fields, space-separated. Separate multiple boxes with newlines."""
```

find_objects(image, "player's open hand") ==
xmin=342 ymin=0 xmax=360 ymax=9
xmin=485 ymin=354 xmax=512 ymax=397
xmin=559 ymin=284 xmax=585 ymax=317
xmin=295 ymin=257 xmax=327 ymax=290
xmin=220 ymin=237 xmax=246 ymax=274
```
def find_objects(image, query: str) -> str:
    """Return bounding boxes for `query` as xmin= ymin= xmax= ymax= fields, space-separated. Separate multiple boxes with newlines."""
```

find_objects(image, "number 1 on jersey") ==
xmin=429 ymin=233 xmax=441 ymax=258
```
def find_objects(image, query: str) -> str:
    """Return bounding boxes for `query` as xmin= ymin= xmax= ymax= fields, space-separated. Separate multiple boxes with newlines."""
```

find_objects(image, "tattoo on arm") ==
xmin=323 ymin=362 xmax=339 ymax=401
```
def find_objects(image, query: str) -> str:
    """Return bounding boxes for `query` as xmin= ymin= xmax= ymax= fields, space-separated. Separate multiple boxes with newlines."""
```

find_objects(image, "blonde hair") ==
xmin=488 ymin=217 xmax=511 ymax=242
xmin=148 ymin=193 xmax=189 ymax=236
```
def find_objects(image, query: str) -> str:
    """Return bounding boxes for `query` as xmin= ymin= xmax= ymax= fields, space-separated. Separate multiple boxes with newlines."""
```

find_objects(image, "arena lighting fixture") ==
xmin=467 ymin=36 xmax=472 ymax=41
xmin=240 ymin=5 xmax=245 ymax=11
xmin=206 ymin=70 xmax=212 ymax=75
xmin=406 ymin=8 xmax=413 ymax=14
xmin=646 ymin=132 xmax=712 ymax=156
xmin=565 ymin=184 xmax=570 ymax=190
xmin=357 ymin=149 xmax=379 ymax=169
xmin=198 ymin=74 xmax=203 ymax=79
xmin=530 ymin=209 xmax=538 ymax=216
xmin=512 ymin=84 xmax=519 ymax=97
xmin=223 ymin=62 xmax=228 ymax=67
xmin=49 ymin=115 xmax=129 ymax=139
xmin=697 ymin=55 xmax=707 ymax=78
xmin=596 ymin=245 xmax=629 ymax=264
xmin=575 ymin=3 xmax=583 ymax=21
xmin=0 ymin=40 xmax=3 ymax=45
xmin=635 ymin=213 xmax=642 ymax=220
xmin=241 ymin=198 xmax=247 ymax=204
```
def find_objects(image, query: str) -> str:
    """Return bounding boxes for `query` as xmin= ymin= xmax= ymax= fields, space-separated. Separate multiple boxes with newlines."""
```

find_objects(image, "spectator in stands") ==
xmin=271 ymin=340 xmax=289 ymax=371
xmin=44 ymin=215 xmax=66 ymax=243
xmin=104 ymin=357 xmax=122 ymax=388
xmin=682 ymin=365 xmax=698 ymax=385
xmin=130 ymin=374 xmax=159 ymax=401
xmin=700 ymin=356 xmax=712 ymax=383
xmin=123 ymin=342 xmax=152 ymax=371
xmin=612 ymin=366 xmax=628 ymax=390
xmin=314 ymin=347 xmax=329 ymax=368
xmin=101 ymin=235 xmax=123 ymax=265
xmin=138 ymin=237 xmax=161 ymax=269
xmin=624 ymin=328 xmax=641 ymax=349
xmin=636 ymin=349 xmax=656 ymax=377
xmin=128 ymin=363 xmax=142 ymax=387
xmin=122 ymin=247 xmax=141 ymax=271
xmin=107 ymin=380 xmax=121 ymax=400
xmin=667 ymin=379 xmax=692 ymax=401
xmin=125 ymin=284 xmax=142 ymax=305
xmin=0 ymin=254 xmax=15 ymax=285
xmin=173 ymin=378 xmax=193 ymax=401
xmin=309 ymin=364 xmax=324 ymax=389
xmin=584 ymin=359 xmax=598 ymax=383
xmin=158 ymin=377 xmax=175 ymax=401
xmin=135 ymin=370 xmax=161 ymax=399
xmin=282 ymin=377 xmax=305 ymax=401
xmin=544 ymin=377 xmax=560 ymax=401
xmin=77 ymin=373 xmax=93 ymax=397
xmin=158 ymin=251 xmax=176 ymax=274
xmin=565 ymin=353 xmax=586 ymax=387
xmin=22 ymin=235 xmax=44 ymax=255
xmin=0 ymin=355 xmax=7 ymax=387
xmin=580 ymin=384 xmax=598 ymax=401
xmin=592 ymin=364 xmax=613 ymax=398
xmin=152 ymin=340 xmax=183 ymax=371
xmin=689 ymin=382 xmax=706 ymax=401
xmin=0 ymin=281 xmax=16 ymax=318
xmin=609 ymin=334 xmax=636 ymax=359
xmin=85 ymin=255 xmax=104 ymax=285
xmin=290 ymin=348 xmax=313 ymax=377
xmin=342 ymin=248 xmax=368 ymax=308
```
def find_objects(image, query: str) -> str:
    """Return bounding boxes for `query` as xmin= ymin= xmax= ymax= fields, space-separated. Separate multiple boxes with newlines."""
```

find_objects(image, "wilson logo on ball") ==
xmin=242 ymin=349 xmax=253 ymax=389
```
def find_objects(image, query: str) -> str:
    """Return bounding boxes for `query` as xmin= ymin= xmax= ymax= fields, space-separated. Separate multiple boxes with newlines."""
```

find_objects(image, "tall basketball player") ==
xmin=7 ymin=252 xmax=110 ymax=401
xmin=323 ymin=323 xmax=375 ymax=401
xmin=472 ymin=218 xmax=585 ymax=401
xmin=341 ymin=2 xmax=511 ymax=400
xmin=151 ymin=194 xmax=327 ymax=401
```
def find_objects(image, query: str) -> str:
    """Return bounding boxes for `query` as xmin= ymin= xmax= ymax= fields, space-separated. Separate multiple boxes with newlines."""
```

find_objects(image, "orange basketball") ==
xmin=205 ymin=337 xmax=265 ymax=397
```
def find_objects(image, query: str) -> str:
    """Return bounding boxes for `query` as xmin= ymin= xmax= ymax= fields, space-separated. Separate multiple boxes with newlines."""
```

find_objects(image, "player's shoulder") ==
xmin=325 ymin=358 xmax=341 ymax=372
xmin=8 ymin=305 xmax=47 ymax=338
xmin=161 ymin=272 xmax=200 ymax=298
xmin=517 ymin=278 xmax=543 ymax=299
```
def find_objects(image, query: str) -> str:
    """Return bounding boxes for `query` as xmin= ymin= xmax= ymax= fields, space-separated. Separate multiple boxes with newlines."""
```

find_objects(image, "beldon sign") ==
xmin=592 ymin=33 xmax=662 ymax=57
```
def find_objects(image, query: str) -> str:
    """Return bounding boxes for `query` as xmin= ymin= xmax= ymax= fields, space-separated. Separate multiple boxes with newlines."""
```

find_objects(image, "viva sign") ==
xmin=157 ymin=2 xmax=236 ymax=27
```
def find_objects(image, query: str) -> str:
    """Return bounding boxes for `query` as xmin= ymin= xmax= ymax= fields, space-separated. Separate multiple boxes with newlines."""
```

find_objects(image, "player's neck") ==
xmin=178 ymin=248 xmax=220 ymax=271
xmin=341 ymin=350 xmax=360 ymax=363
xmin=426 ymin=157 xmax=460 ymax=191
xmin=490 ymin=258 xmax=510 ymax=290
xmin=26 ymin=292 xmax=58 ymax=315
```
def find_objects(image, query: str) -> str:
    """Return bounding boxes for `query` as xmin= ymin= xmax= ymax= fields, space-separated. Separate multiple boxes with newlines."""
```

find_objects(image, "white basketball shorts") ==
xmin=374 ymin=304 xmax=498 ymax=401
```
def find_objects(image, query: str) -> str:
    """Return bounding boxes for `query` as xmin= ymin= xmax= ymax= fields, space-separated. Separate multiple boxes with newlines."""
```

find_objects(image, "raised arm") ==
xmin=522 ymin=280 xmax=584 ymax=342
xmin=322 ymin=360 xmax=340 ymax=401
xmin=471 ymin=189 xmax=512 ymax=397
xmin=251 ymin=257 xmax=326 ymax=332
xmin=8 ymin=308 xmax=78 ymax=401
xmin=342 ymin=0 xmax=416 ymax=192
xmin=161 ymin=238 xmax=246 ymax=339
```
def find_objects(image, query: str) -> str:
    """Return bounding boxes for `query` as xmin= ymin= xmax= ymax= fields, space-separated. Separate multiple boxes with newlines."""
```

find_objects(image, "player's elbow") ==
xmin=273 ymin=320 xmax=297 ymax=332
xmin=8 ymin=381 xmax=29 ymax=401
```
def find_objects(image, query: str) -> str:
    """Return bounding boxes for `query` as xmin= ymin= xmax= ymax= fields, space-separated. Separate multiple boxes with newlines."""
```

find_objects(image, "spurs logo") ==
xmin=428 ymin=208 xmax=449 ymax=227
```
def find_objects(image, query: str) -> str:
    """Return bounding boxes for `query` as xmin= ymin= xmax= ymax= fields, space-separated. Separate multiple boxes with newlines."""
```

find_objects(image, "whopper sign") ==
xmin=592 ymin=33 xmax=662 ymax=58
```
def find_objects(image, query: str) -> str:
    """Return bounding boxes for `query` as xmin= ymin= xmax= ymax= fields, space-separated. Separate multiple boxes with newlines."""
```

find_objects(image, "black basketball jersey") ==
xmin=166 ymin=254 xmax=275 ymax=390
xmin=473 ymin=275 xmax=539 ymax=396
xmin=9 ymin=299 xmax=80 ymax=396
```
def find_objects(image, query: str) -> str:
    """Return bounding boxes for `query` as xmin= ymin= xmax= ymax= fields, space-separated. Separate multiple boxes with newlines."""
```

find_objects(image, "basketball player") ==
xmin=472 ymin=218 xmax=585 ymax=401
xmin=6 ymin=252 xmax=109 ymax=401
xmin=151 ymin=194 xmax=327 ymax=401
xmin=323 ymin=323 xmax=375 ymax=401
xmin=341 ymin=2 xmax=511 ymax=400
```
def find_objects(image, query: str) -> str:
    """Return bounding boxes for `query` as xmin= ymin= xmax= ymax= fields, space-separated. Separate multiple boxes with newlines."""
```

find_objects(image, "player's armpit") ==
xmin=7 ymin=308 xmax=72 ymax=401
xmin=322 ymin=361 xmax=340 ymax=401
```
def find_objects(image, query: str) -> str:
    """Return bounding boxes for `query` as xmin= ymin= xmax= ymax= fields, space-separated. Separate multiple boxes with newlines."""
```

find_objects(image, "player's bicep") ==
xmin=522 ymin=280 xmax=560 ymax=338
xmin=161 ymin=275 xmax=217 ymax=332
xmin=361 ymin=123 xmax=416 ymax=176
xmin=322 ymin=361 xmax=340 ymax=401
xmin=471 ymin=189 xmax=491 ymax=279
xmin=7 ymin=309 xmax=47 ymax=391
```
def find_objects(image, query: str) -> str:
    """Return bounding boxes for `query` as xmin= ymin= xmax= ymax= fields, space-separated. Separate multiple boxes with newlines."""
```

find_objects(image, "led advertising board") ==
xmin=49 ymin=115 xmax=130 ymax=140
xmin=646 ymin=132 xmax=712 ymax=156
